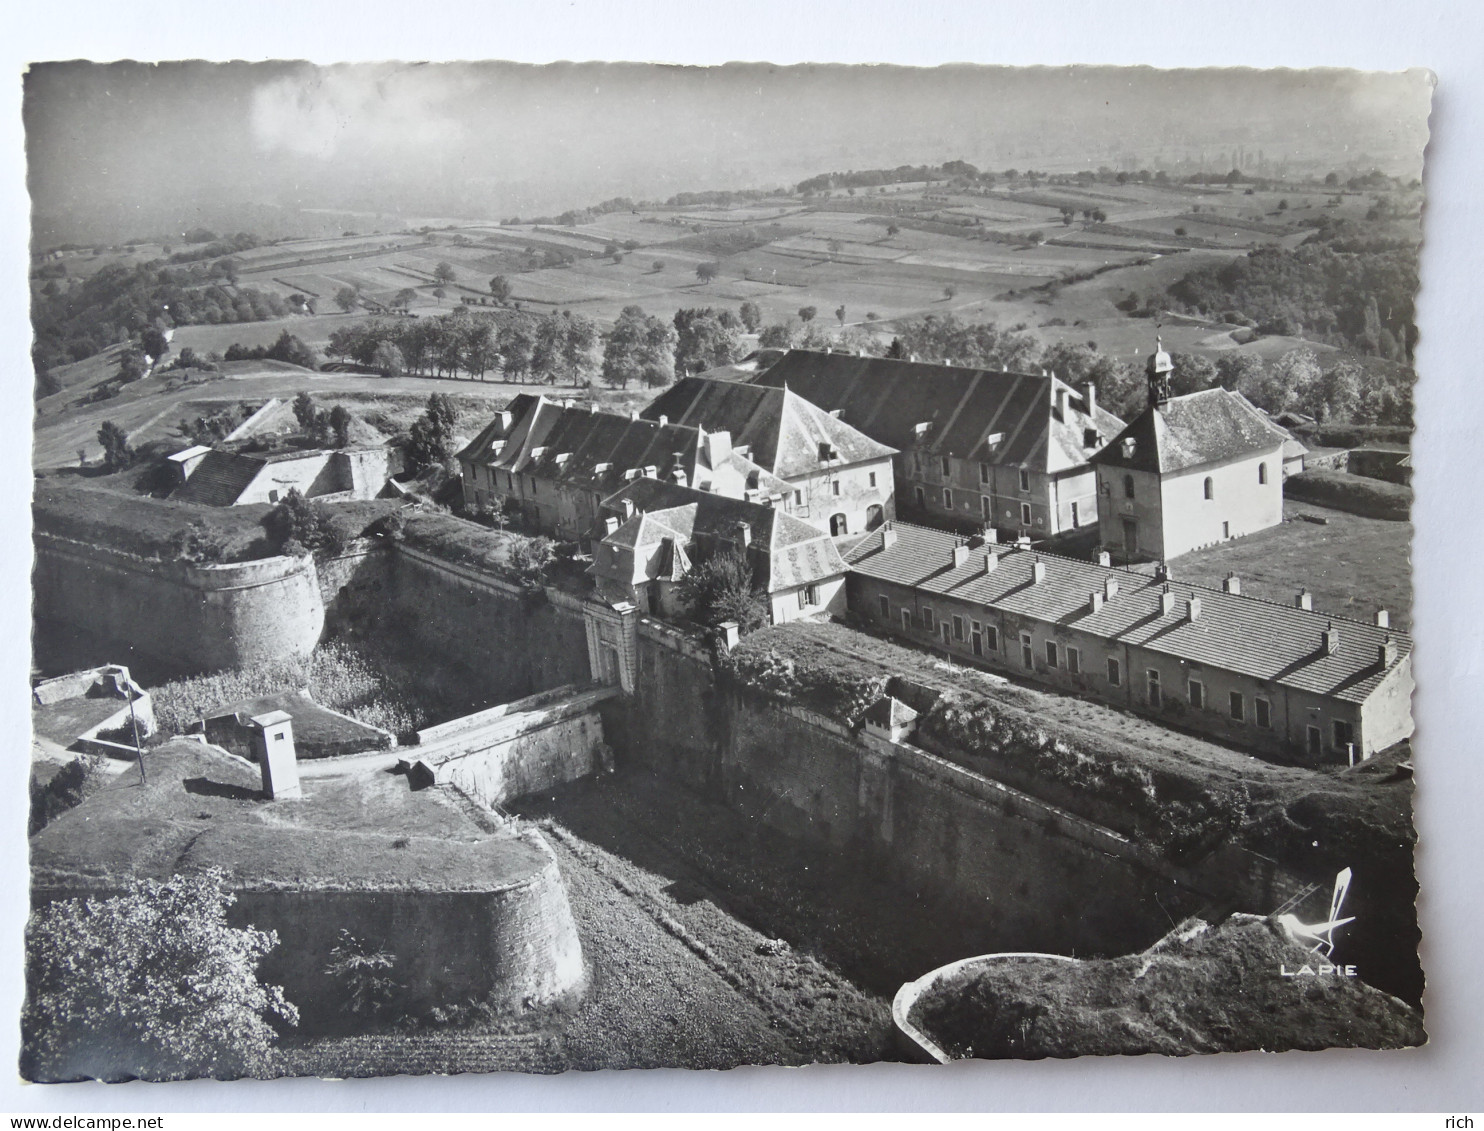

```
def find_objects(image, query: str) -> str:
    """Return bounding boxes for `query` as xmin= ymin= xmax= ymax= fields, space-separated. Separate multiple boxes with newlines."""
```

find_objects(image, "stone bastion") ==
xmin=28 ymin=740 xmax=585 ymax=1030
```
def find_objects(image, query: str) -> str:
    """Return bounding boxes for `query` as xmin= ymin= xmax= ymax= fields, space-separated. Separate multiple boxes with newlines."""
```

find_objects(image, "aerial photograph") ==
xmin=21 ymin=60 xmax=1431 ymax=1081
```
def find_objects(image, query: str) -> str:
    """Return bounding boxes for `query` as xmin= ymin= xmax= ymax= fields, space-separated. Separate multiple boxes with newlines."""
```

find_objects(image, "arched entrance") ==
xmin=830 ymin=513 xmax=849 ymax=536
xmin=865 ymin=504 xmax=884 ymax=530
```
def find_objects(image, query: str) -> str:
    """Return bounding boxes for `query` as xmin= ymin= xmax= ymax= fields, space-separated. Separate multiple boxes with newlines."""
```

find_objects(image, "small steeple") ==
xmin=1146 ymin=335 xmax=1173 ymax=410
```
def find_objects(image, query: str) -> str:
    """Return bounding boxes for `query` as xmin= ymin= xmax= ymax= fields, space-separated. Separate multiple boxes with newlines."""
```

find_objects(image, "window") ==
xmin=1019 ymin=467 xmax=1031 ymax=492
xmin=901 ymin=609 xmax=913 ymax=632
xmin=941 ymin=457 xmax=952 ymax=477
xmin=943 ymin=488 xmax=953 ymax=509
xmin=914 ymin=486 xmax=925 ymax=508
xmin=1147 ymin=669 xmax=1162 ymax=708
xmin=1071 ymin=501 xmax=1080 ymax=527
xmin=1067 ymin=647 xmax=1081 ymax=675
xmin=1203 ymin=476 xmax=1214 ymax=500
xmin=268 ymin=489 xmax=280 ymax=503
xmin=879 ymin=595 xmax=891 ymax=619
xmin=941 ymin=623 xmax=952 ymax=645
xmin=832 ymin=480 xmax=841 ymax=496
xmin=1258 ymin=462 xmax=1268 ymax=485
xmin=1188 ymin=678 xmax=1204 ymax=709
xmin=798 ymin=588 xmax=809 ymax=610
xmin=1107 ymin=657 xmax=1121 ymax=686
xmin=985 ymin=625 xmax=1000 ymax=653
xmin=1223 ymin=521 xmax=1230 ymax=539
xmin=794 ymin=490 xmax=803 ymax=506
xmin=868 ymin=471 xmax=877 ymax=488
xmin=1334 ymin=719 xmax=1355 ymax=751
xmin=953 ymin=615 xmax=964 ymax=641
xmin=1021 ymin=632 xmax=1034 ymax=668
xmin=922 ymin=607 xmax=935 ymax=631
xmin=1021 ymin=503 xmax=1032 ymax=526
xmin=1229 ymin=691 xmax=1245 ymax=721
xmin=1307 ymin=725 xmax=1322 ymax=757
xmin=1124 ymin=474 xmax=1136 ymax=499
xmin=1255 ymin=697 xmax=1272 ymax=729
xmin=980 ymin=462 xmax=991 ymax=483
xmin=971 ymin=629 xmax=983 ymax=656
xmin=1045 ymin=640 xmax=1059 ymax=668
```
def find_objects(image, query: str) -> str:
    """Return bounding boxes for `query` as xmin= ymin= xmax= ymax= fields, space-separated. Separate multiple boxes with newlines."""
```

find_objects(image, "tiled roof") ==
xmin=641 ymin=376 xmax=895 ymax=477
xmin=1094 ymin=388 xmax=1288 ymax=475
xmin=173 ymin=450 xmax=266 ymax=506
xmin=600 ymin=479 xmax=846 ymax=593
xmin=845 ymin=522 xmax=1410 ymax=705
xmin=750 ymin=349 xmax=1125 ymax=474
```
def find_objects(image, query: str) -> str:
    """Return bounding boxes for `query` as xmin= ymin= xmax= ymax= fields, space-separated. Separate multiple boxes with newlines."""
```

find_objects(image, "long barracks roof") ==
xmin=640 ymin=376 xmax=895 ymax=477
xmin=459 ymin=395 xmax=791 ymax=498
xmin=749 ymin=349 xmax=1126 ymax=474
xmin=844 ymin=522 xmax=1410 ymax=705
xmin=1093 ymin=387 xmax=1289 ymax=475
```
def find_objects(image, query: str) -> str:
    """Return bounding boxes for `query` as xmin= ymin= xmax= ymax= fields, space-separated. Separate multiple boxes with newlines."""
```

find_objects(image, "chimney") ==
xmin=671 ymin=465 xmax=689 ymax=487
xmin=881 ymin=526 xmax=898 ymax=549
xmin=1096 ymin=550 xmax=1112 ymax=567
xmin=983 ymin=527 xmax=999 ymax=544
xmin=561 ymin=398 xmax=574 ymax=408
xmin=1031 ymin=558 xmax=1047 ymax=585
xmin=1375 ymin=609 xmax=1390 ymax=628
xmin=658 ymin=414 xmax=668 ymax=426
xmin=621 ymin=498 xmax=636 ymax=519
xmin=1053 ymin=386 xmax=1068 ymax=420
xmin=498 ymin=410 xmax=513 ymax=432
xmin=704 ymin=429 xmax=733 ymax=468
xmin=743 ymin=488 xmax=759 ymax=502
xmin=644 ymin=465 xmax=657 ymax=478
xmin=1089 ymin=591 xmax=1104 ymax=613
xmin=604 ymin=515 xmax=620 ymax=535
xmin=1322 ymin=622 xmax=1339 ymax=655
xmin=952 ymin=544 xmax=970 ymax=568
xmin=1083 ymin=381 xmax=1097 ymax=419
xmin=1296 ymin=589 xmax=1313 ymax=611
xmin=1188 ymin=596 xmax=1202 ymax=621
xmin=594 ymin=461 xmax=612 ymax=475
xmin=1153 ymin=561 xmax=1169 ymax=582
xmin=1104 ymin=576 xmax=1119 ymax=599
xmin=1378 ymin=635 xmax=1398 ymax=668
xmin=589 ymin=401 xmax=599 ymax=413
xmin=1222 ymin=572 xmax=1241 ymax=595
xmin=984 ymin=552 xmax=998 ymax=573
xmin=1160 ymin=585 xmax=1175 ymax=616
xmin=736 ymin=521 xmax=752 ymax=547
xmin=629 ymin=409 xmax=640 ymax=421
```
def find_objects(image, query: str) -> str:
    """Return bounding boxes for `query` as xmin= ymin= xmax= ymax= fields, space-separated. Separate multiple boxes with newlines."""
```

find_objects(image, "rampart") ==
xmin=33 ymin=533 xmax=324 ymax=674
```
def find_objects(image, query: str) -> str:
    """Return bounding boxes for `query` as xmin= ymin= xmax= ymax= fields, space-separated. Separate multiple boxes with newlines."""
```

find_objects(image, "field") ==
xmin=1168 ymin=501 xmax=1412 ymax=631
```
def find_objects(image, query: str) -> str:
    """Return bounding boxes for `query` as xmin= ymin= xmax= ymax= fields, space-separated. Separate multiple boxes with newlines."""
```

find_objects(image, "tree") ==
xmin=140 ymin=326 xmax=169 ymax=362
xmin=508 ymin=535 xmax=555 ymax=587
xmin=292 ymin=392 xmax=317 ymax=433
xmin=117 ymin=350 xmax=148 ymax=383
xmin=942 ymin=285 xmax=957 ymax=301
xmin=602 ymin=305 xmax=678 ymax=389
xmin=328 ymin=404 xmax=352 ymax=448
xmin=1318 ymin=359 xmax=1363 ymax=423
xmin=372 ymin=340 xmax=405 ymax=378
xmin=488 ymin=275 xmax=512 ymax=305
xmin=268 ymin=330 xmax=318 ymax=370
xmin=266 ymin=488 xmax=347 ymax=556
xmin=757 ymin=320 xmax=798 ymax=349
xmin=675 ymin=546 xmax=767 ymax=633
xmin=835 ymin=304 xmax=847 ymax=326
xmin=1167 ymin=351 xmax=1218 ymax=397
xmin=651 ymin=260 xmax=665 ymax=274
xmin=886 ymin=224 xmax=900 ymax=237
xmin=22 ymin=869 xmax=298 ymax=1081
xmin=393 ymin=288 xmax=417 ymax=310
xmin=798 ymin=306 xmax=818 ymax=324
xmin=673 ymin=308 xmax=743 ymax=376
xmin=738 ymin=301 xmax=762 ymax=333
xmin=404 ymin=394 xmax=459 ymax=475
xmin=96 ymin=421 xmax=132 ymax=471
xmin=334 ymin=286 xmax=359 ymax=313
xmin=695 ymin=261 xmax=719 ymax=284
xmin=433 ymin=262 xmax=456 ymax=285
xmin=497 ymin=319 xmax=536 ymax=382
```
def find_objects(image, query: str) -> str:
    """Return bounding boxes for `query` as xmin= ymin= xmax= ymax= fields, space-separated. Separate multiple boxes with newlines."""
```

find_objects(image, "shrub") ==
xmin=29 ymin=755 xmax=108 ymax=835
xmin=23 ymin=869 xmax=298 ymax=1081
xmin=324 ymin=929 xmax=401 ymax=1019
xmin=507 ymin=534 xmax=555 ymax=586
xmin=264 ymin=489 xmax=351 ymax=557
xmin=674 ymin=547 xmax=768 ymax=633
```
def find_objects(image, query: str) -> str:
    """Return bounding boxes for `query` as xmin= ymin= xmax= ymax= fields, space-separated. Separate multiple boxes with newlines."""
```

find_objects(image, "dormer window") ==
xmin=1083 ymin=428 xmax=1099 ymax=449
xmin=1122 ymin=438 xmax=1137 ymax=459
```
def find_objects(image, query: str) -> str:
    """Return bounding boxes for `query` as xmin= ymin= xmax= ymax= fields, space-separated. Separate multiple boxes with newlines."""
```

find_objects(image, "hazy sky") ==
xmin=23 ymin=61 xmax=1433 ymax=237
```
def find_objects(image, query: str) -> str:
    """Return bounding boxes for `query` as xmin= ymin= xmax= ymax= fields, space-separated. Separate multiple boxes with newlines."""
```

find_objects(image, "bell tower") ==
xmin=1146 ymin=336 xmax=1173 ymax=409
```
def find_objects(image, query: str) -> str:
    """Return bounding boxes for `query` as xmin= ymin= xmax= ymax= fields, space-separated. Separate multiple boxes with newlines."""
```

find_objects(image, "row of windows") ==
xmin=877 ymin=593 xmax=1356 ymax=748
xmin=1114 ymin=464 xmax=1269 ymax=503
xmin=920 ymin=454 xmax=1033 ymax=493
xmin=923 ymin=488 xmax=1078 ymax=530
